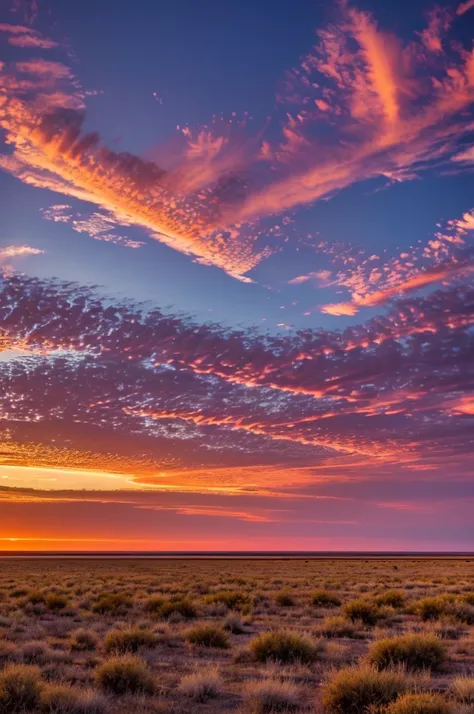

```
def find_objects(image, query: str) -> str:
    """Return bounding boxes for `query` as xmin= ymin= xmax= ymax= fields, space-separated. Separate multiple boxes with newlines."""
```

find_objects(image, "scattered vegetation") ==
xmin=0 ymin=556 xmax=472 ymax=713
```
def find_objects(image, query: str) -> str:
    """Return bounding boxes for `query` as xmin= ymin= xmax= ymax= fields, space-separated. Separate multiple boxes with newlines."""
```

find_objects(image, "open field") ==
xmin=0 ymin=557 xmax=473 ymax=713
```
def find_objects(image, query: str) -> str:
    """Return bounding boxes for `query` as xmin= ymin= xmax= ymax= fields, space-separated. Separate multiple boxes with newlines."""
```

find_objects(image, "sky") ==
xmin=0 ymin=0 xmax=474 ymax=551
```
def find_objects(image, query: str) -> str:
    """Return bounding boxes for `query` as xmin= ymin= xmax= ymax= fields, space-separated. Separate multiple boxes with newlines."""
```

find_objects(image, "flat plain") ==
xmin=0 ymin=557 xmax=473 ymax=713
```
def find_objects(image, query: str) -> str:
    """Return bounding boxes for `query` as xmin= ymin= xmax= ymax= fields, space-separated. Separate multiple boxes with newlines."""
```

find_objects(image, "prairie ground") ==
xmin=0 ymin=557 xmax=473 ymax=713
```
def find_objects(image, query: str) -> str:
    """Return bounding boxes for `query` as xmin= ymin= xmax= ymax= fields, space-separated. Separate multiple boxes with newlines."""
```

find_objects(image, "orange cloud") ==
xmin=457 ymin=0 xmax=474 ymax=14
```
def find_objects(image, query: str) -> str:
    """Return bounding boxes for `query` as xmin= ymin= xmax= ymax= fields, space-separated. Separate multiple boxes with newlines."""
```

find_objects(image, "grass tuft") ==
xmin=250 ymin=629 xmax=320 ymax=664
xmin=186 ymin=623 xmax=229 ymax=648
xmin=321 ymin=664 xmax=409 ymax=714
xmin=368 ymin=633 xmax=446 ymax=671
xmin=94 ymin=655 xmax=155 ymax=695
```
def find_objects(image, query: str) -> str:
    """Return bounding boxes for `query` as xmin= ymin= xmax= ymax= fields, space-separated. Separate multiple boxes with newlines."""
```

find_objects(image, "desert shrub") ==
xmin=318 ymin=615 xmax=358 ymax=638
xmin=146 ymin=595 xmax=197 ymax=619
xmin=70 ymin=628 xmax=99 ymax=652
xmin=40 ymin=684 xmax=108 ymax=714
xmin=375 ymin=591 xmax=406 ymax=608
xmin=27 ymin=590 xmax=45 ymax=605
xmin=144 ymin=596 xmax=165 ymax=616
xmin=178 ymin=669 xmax=222 ymax=701
xmin=321 ymin=665 xmax=408 ymax=714
xmin=343 ymin=599 xmax=382 ymax=626
xmin=186 ymin=624 xmax=229 ymax=649
xmin=451 ymin=675 xmax=474 ymax=704
xmin=384 ymin=692 xmax=452 ymax=714
xmin=461 ymin=592 xmax=474 ymax=606
xmin=250 ymin=629 xmax=320 ymax=664
xmin=224 ymin=613 xmax=245 ymax=634
xmin=311 ymin=590 xmax=341 ymax=608
xmin=204 ymin=590 xmax=249 ymax=610
xmin=275 ymin=591 xmax=295 ymax=607
xmin=0 ymin=664 xmax=42 ymax=713
xmin=95 ymin=655 xmax=154 ymax=695
xmin=45 ymin=593 xmax=68 ymax=611
xmin=92 ymin=592 xmax=132 ymax=615
xmin=368 ymin=634 xmax=446 ymax=671
xmin=243 ymin=678 xmax=302 ymax=713
xmin=446 ymin=601 xmax=474 ymax=624
xmin=413 ymin=596 xmax=452 ymax=621
xmin=104 ymin=627 xmax=156 ymax=653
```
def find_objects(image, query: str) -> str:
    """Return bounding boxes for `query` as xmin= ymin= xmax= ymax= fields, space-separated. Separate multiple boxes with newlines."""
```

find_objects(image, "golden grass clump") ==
xmin=92 ymin=592 xmax=132 ymax=615
xmin=104 ymin=627 xmax=157 ymax=653
xmin=368 ymin=634 xmax=446 ymax=671
xmin=321 ymin=665 xmax=409 ymax=714
xmin=0 ymin=664 xmax=42 ymax=713
xmin=185 ymin=623 xmax=230 ymax=648
xmin=343 ymin=598 xmax=383 ymax=626
xmin=384 ymin=692 xmax=452 ymax=714
xmin=70 ymin=628 xmax=99 ymax=652
xmin=178 ymin=668 xmax=222 ymax=701
xmin=451 ymin=675 xmax=474 ymax=704
xmin=250 ymin=629 xmax=320 ymax=664
xmin=40 ymin=683 xmax=109 ymax=714
xmin=94 ymin=655 xmax=155 ymax=695
xmin=311 ymin=590 xmax=341 ymax=608
xmin=243 ymin=678 xmax=302 ymax=713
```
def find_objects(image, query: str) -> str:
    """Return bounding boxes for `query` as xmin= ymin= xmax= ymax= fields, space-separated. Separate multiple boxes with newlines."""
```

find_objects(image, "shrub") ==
xmin=0 ymin=664 xmax=42 ymax=713
xmin=275 ymin=592 xmax=295 ymax=607
xmin=451 ymin=675 xmax=474 ymax=704
xmin=250 ymin=629 xmax=320 ymax=664
xmin=311 ymin=590 xmax=341 ymax=608
xmin=45 ymin=593 xmax=68 ymax=611
xmin=243 ymin=678 xmax=302 ymax=713
xmin=92 ymin=592 xmax=132 ymax=615
xmin=104 ymin=627 xmax=156 ymax=654
xmin=447 ymin=601 xmax=474 ymax=625
xmin=384 ymin=692 xmax=452 ymax=714
xmin=146 ymin=595 xmax=197 ymax=619
xmin=343 ymin=599 xmax=382 ymax=626
xmin=224 ymin=613 xmax=245 ymax=634
xmin=204 ymin=590 xmax=249 ymax=610
xmin=27 ymin=590 xmax=45 ymax=605
xmin=40 ymin=684 xmax=109 ymax=714
xmin=368 ymin=634 xmax=446 ymax=671
xmin=144 ymin=596 xmax=166 ymax=616
xmin=70 ymin=628 xmax=99 ymax=652
xmin=462 ymin=592 xmax=474 ymax=606
xmin=186 ymin=624 xmax=229 ymax=649
xmin=321 ymin=665 xmax=408 ymax=714
xmin=413 ymin=596 xmax=452 ymax=621
xmin=95 ymin=655 xmax=154 ymax=695
xmin=375 ymin=591 xmax=406 ymax=608
xmin=178 ymin=669 xmax=222 ymax=701
xmin=318 ymin=615 xmax=358 ymax=639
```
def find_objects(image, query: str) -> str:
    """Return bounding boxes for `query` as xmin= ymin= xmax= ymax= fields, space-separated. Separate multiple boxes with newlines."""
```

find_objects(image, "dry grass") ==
xmin=367 ymin=633 xmax=446 ymax=671
xmin=0 ymin=557 xmax=472 ymax=713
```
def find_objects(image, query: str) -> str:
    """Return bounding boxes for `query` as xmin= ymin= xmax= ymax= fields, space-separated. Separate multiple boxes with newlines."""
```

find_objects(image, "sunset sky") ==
xmin=1 ymin=0 xmax=474 ymax=551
